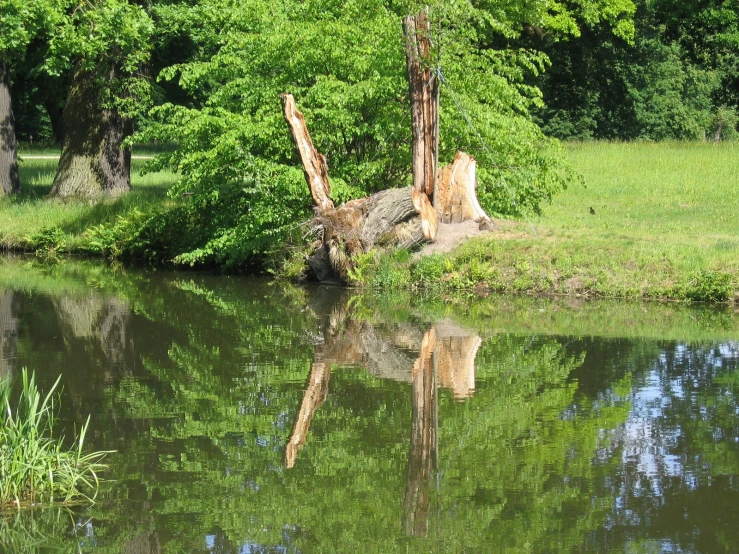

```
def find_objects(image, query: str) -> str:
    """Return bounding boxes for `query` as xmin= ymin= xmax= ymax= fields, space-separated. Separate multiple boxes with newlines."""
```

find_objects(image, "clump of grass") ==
xmin=0 ymin=369 xmax=110 ymax=511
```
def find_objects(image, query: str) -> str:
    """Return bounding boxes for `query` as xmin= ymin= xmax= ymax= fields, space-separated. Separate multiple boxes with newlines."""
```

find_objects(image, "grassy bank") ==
xmin=358 ymin=142 xmax=739 ymax=303
xmin=1 ymin=157 xmax=177 ymax=256
xmin=3 ymin=142 xmax=739 ymax=303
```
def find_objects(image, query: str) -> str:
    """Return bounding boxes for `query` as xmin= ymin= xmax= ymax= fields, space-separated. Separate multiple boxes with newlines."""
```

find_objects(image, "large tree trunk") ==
xmin=0 ymin=61 xmax=20 ymax=195
xmin=51 ymin=68 xmax=132 ymax=200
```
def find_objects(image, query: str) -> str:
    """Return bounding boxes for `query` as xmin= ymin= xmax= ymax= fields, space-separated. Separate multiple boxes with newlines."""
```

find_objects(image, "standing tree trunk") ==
xmin=51 ymin=68 xmax=132 ymax=200
xmin=0 ymin=61 xmax=20 ymax=195
xmin=404 ymin=8 xmax=439 ymax=241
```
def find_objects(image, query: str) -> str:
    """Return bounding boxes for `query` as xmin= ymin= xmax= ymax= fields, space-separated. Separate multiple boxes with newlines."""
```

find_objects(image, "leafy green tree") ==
xmin=45 ymin=0 xmax=154 ymax=199
xmin=0 ymin=0 xmax=64 ymax=194
xmin=132 ymin=0 xmax=634 ymax=268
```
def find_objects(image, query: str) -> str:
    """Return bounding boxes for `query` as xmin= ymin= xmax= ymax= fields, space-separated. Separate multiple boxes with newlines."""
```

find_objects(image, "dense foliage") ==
xmin=536 ymin=0 xmax=739 ymax=140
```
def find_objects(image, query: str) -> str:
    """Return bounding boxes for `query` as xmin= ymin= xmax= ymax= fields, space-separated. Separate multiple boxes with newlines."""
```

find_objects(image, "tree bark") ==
xmin=42 ymin=82 xmax=65 ymax=146
xmin=51 ymin=68 xmax=132 ymax=200
xmin=0 ymin=61 xmax=20 ymax=195
xmin=404 ymin=8 xmax=439 ymax=241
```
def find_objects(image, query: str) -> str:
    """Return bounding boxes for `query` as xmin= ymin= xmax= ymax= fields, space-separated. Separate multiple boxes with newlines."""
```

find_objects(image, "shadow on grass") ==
xmin=9 ymin=159 xmax=177 ymax=237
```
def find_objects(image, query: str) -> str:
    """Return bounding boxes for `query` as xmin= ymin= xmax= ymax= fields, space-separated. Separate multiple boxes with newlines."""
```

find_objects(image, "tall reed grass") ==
xmin=0 ymin=369 xmax=109 ymax=510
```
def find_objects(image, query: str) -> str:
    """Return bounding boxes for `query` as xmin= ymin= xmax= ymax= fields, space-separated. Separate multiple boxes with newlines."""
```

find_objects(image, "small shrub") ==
xmin=26 ymin=227 xmax=66 ymax=254
xmin=681 ymin=270 xmax=734 ymax=303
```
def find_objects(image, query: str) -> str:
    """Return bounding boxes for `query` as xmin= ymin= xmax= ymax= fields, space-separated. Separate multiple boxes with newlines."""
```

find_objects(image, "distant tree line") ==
xmin=531 ymin=0 xmax=739 ymax=141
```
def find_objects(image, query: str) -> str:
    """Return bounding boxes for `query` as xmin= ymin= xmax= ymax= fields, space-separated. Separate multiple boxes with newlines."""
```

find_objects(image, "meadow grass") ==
xmin=1 ymin=157 xmax=178 ymax=252
xmin=0 ymin=369 xmax=108 ymax=511
xmin=363 ymin=142 xmax=739 ymax=302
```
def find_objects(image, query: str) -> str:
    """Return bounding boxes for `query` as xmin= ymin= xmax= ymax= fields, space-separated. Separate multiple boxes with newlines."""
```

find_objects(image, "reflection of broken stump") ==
xmin=403 ymin=329 xmax=438 ymax=537
xmin=285 ymin=361 xmax=331 ymax=469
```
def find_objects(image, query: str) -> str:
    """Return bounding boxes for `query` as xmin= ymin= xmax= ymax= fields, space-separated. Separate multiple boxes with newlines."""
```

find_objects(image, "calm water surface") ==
xmin=0 ymin=257 xmax=738 ymax=553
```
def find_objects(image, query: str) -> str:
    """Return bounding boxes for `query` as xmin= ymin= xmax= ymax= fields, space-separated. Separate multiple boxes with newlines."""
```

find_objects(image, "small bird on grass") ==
xmin=589 ymin=207 xmax=596 ymax=215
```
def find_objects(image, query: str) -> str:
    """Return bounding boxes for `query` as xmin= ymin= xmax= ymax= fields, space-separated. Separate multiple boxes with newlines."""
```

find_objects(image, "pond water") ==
xmin=1 ymin=257 xmax=738 ymax=553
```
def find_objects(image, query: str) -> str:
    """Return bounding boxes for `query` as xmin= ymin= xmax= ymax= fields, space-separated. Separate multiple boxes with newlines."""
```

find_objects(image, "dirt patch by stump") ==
xmin=414 ymin=220 xmax=496 ymax=258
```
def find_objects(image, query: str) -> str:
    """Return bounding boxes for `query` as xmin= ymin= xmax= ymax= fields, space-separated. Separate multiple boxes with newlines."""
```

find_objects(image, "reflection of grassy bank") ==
xmin=1 ymin=257 xmax=736 ymax=343
xmin=358 ymin=142 xmax=739 ymax=303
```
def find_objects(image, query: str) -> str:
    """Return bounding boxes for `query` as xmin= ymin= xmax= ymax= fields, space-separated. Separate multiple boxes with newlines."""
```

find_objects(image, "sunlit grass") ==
xmin=0 ymin=369 xmax=109 ymax=511
xmin=366 ymin=142 xmax=739 ymax=301
xmin=0 ymin=158 xmax=178 ymax=250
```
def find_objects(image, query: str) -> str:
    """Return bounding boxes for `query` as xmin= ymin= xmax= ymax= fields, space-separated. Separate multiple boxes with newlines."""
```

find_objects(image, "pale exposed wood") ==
xmin=285 ymin=361 xmax=331 ymax=469
xmin=281 ymin=93 xmax=334 ymax=211
xmin=404 ymin=8 xmax=440 ymax=241
xmin=435 ymin=151 xmax=492 ymax=225
xmin=412 ymin=187 xmax=438 ymax=242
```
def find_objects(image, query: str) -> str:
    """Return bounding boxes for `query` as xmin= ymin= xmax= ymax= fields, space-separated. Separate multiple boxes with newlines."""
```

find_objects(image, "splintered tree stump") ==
xmin=281 ymin=93 xmax=334 ymax=211
xmin=435 ymin=152 xmax=493 ymax=226
xmin=282 ymin=11 xmax=496 ymax=284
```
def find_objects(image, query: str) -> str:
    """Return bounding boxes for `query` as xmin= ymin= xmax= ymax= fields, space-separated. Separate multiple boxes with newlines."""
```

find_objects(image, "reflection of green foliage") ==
xmin=1 ymin=258 xmax=738 ymax=552
xmin=0 ymin=508 xmax=82 ymax=553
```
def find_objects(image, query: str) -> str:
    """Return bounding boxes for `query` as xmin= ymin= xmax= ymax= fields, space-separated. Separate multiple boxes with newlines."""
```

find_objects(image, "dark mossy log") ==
xmin=0 ymin=61 xmax=19 ymax=195
xmin=51 ymin=68 xmax=132 ymax=200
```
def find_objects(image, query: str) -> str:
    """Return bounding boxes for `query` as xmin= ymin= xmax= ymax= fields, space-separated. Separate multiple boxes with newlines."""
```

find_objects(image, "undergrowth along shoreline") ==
xmin=2 ymin=142 xmax=738 ymax=304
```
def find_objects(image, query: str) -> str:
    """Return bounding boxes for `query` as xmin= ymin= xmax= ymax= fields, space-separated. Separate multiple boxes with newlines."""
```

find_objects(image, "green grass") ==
xmin=0 ymin=369 xmax=109 ymax=511
xmin=361 ymin=142 xmax=739 ymax=303
xmin=0 ymin=157 xmax=178 ymax=252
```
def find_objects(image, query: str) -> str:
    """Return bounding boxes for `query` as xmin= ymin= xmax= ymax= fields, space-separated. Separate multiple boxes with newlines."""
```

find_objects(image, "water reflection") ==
xmin=0 ymin=289 xmax=18 ymax=380
xmin=0 ymin=258 xmax=738 ymax=553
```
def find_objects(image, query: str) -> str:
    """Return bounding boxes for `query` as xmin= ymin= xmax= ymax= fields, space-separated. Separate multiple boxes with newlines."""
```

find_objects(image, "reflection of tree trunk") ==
xmin=0 ymin=290 xmax=19 ymax=380
xmin=0 ymin=60 xmax=20 ymax=195
xmin=52 ymin=294 xmax=131 ymax=368
xmin=404 ymin=328 xmax=438 ymax=537
xmin=285 ymin=361 xmax=331 ymax=469
xmin=51 ymin=68 xmax=132 ymax=199
xmin=122 ymin=529 xmax=161 ymax=554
